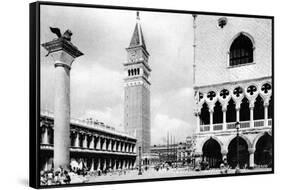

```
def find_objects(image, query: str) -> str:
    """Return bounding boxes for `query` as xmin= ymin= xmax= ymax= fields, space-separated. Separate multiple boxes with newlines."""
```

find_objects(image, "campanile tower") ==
xmin=124 ymin=12 xmax=151 ymax=153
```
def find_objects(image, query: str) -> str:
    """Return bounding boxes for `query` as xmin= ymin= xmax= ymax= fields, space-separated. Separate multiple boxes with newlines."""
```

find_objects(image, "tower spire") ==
xmin=128 ymin=11 xmax=147 ymax=51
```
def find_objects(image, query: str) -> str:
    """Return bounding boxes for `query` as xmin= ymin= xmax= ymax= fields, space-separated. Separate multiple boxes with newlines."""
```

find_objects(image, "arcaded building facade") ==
xmin=40 ymin=111 xmax=137 ymax=172
xmin=193 ymin=15 xmax=273 ymax=169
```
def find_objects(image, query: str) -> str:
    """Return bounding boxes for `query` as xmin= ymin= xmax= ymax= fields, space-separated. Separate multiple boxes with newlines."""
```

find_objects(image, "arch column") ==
xmin=113 ymin=159 xmax=117 ymax=170
xmin=103 ymin=158 xmax=107 ymax=170
xmin=222 ymin=107 xmax=227 ymax=130
xmin=74 ymin=133 xmax=80 ymax=148
xmin=113 ymin=140 xmax=116 ymax=151
xmin=90 ymin=158 xmax=95 ymax=172
xmin=108 ymin=139 xmax=112 ymax=151
xmin=42 ymin=127 xmax=49 ymax=144
xmin=82 ymin=134 xmax=88 ymax=148
xmin=101 ymin=138 xmax=106 ymax=150
xmin=264 ymin=102 xmax=269 ymax=127
xmin=221 ymin=149 xmax=228 ymax=161
xmin=236 ymin=107 xmax=240 ymax=122
xmin=248 ymin=148 xmax=255 ymax=169
xmin=96 ymin=137 xmax=100 ymax=150
xmin=89 ymin=136 xmax=94 ymax=149
xmin=118 ymin=142 xmax=122 ymax=152
xmin=195 ymin=112 xmax=201 ymax=133
xmin=97 ymin=158 xmax=101 ymax=170
xmin=250 ymin=104 xmax=254 ymax=128
xmin=209 ymin=108 xmax=214 ymax=132
xmin=43 ymin=158 xmax=49 ymax=171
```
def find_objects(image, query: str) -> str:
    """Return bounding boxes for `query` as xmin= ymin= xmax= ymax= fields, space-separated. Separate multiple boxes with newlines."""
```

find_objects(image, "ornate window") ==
xmin=220 ymin=89 xmax=229 ymax=99
xmin=207 ymin=91 xmax=216 ymax=101
xmin=247 ymin=85 xmax=257 ymax=95
xmin=261 ymin=83 xmax=272 ymax=94
xmin=233 ymin=86 xmax=243 ymax=97
xmin=229 ymin=33 xmax=253 ymax=66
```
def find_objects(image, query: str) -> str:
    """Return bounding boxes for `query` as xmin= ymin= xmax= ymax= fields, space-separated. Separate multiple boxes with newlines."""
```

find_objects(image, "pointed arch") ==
xmin=200 ymin=102 xmax=210 ymax=125
xmin=254 ymin=95 xmax=264 ymax=120
xmin=226 ymin=98 xmax=236 ymax=122
xmin=200 ymin=136 xmax=224 ymax=149
xmin=213 ymin=101 xmax=223 ymax=124
xmin=240 ymin=97 xmax=250 ymax=121
xmin=228 ymin=32 xmax=255 ymax=66
xmin=252 ymin=132 xmax=272 ymax=148
xmin=225 ymin=134 xmax=252 ymax=150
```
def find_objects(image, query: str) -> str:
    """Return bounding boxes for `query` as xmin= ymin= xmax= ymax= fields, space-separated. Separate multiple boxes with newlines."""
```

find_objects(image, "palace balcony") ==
xmin=199 ymin=118 xmax=272 ymax=133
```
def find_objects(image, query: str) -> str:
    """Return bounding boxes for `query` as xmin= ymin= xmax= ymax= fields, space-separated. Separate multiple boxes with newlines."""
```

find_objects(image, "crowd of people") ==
xmin=40 ymin=166 xmax=71 ymax=186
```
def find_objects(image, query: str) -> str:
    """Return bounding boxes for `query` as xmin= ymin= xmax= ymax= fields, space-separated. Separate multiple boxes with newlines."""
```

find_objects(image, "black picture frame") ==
xmin=30 ymin=1 xmax=274 ymax=188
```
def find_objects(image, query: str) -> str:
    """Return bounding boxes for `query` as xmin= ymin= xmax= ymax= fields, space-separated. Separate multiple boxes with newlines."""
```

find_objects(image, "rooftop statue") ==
xmin=50 ymin=27 xmax=72 ymax=41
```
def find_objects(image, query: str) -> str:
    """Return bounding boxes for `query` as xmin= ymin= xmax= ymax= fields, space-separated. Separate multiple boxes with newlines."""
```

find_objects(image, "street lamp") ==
xmin=138 ymin=146 xmax=142 ymax=175
xmin=235 ymin=121 xmax=241 ymax=173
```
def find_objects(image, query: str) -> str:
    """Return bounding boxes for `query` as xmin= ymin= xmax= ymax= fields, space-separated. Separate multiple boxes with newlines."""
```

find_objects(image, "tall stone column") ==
xmin=248 ymin=148 xmax=255 ymax=169
xmin=42 ymin=31 xmax=83 ymax=170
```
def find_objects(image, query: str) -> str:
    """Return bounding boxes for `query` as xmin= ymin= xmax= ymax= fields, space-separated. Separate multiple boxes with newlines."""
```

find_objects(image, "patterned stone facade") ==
xmin=193 ymin=15 xmax=273 ymax=169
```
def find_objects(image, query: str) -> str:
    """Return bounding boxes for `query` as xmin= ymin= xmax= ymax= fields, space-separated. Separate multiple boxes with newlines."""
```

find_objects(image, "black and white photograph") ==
xmin=29 ymin=1 xmax=273 ymax=188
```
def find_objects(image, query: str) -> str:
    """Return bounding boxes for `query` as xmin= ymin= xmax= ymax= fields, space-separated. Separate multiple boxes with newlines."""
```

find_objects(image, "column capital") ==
xmin=42 ymin=37 xmax=83 ymax=58
xmin=248 ymin=148 xmax=256 ymax=154
xmin=264 ymin=102 xmax=269 ymax=107
xmin=221 ymin=149 xmax=228 ymax=155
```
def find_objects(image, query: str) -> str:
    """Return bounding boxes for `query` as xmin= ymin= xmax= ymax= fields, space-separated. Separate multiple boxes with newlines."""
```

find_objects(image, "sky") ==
xmin=40 ymin=5 xmax=196 ymax=145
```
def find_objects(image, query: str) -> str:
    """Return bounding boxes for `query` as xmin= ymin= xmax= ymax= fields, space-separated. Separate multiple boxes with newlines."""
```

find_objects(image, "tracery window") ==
xmin=230 ymin=34 xmax=253 ymax=66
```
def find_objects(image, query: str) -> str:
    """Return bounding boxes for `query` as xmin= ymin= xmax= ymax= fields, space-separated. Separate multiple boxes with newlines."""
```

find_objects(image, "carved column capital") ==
xmin=248 ymin=148 xmax=256 ymax=154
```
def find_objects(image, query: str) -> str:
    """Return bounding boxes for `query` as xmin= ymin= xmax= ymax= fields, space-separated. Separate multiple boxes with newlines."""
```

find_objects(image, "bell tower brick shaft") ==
xmin=124 ymin=12 xmax=151 ymax=154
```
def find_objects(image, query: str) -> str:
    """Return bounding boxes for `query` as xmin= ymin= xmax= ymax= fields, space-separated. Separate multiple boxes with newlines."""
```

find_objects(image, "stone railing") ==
xmin=254 ymin=119 xmax=264 ymax=127
xmin=200 ymin=119 xmax=271 ymax=133
xmin=213 ymin=124 xmax=223 ymax=131
xmin=200 ymin=125 xmax=210 ymax=132
xmin=268 ymin=119 xmax=272 ymax=126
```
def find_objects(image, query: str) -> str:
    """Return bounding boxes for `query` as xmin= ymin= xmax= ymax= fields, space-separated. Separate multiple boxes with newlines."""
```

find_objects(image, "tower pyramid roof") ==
xmin=129 ymin=12 xmax=147 ymax=50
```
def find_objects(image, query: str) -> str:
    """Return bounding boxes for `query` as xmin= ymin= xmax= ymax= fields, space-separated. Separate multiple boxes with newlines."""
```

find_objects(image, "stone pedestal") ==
xmin=42 ymin=37 xmax=83 ymax=170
